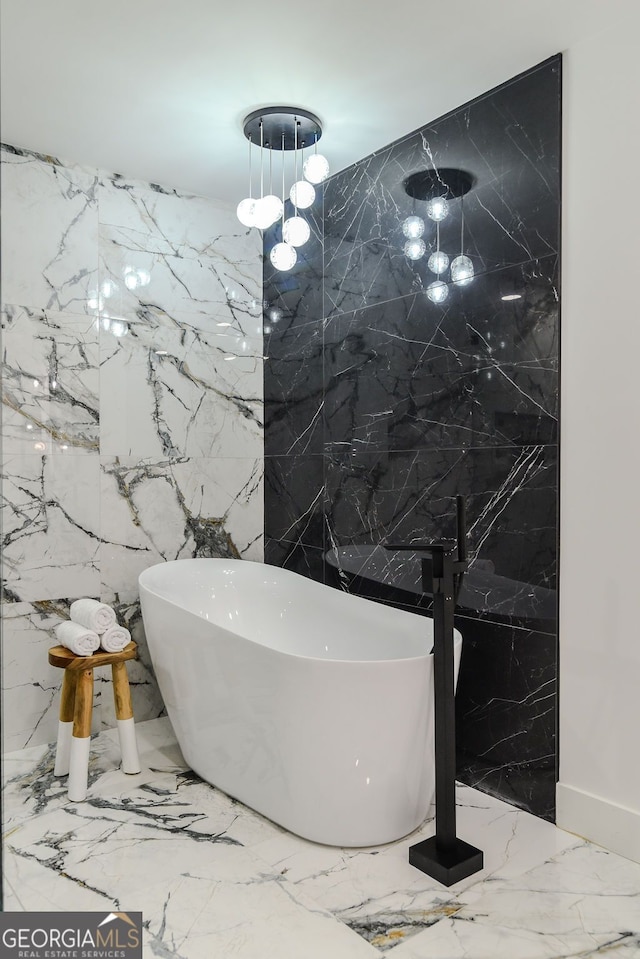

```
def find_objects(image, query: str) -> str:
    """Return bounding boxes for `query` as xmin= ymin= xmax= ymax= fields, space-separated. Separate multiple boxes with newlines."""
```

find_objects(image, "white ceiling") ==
xmin=0 ymin=0 xmax=630 ymax=205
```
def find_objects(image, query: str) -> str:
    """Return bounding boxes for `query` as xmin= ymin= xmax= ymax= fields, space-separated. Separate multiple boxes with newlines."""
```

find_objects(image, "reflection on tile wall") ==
xmin=1 ymin=144 xmax=264 ymax=752
xmin=264 ymin=58 xmax=560 ymax=819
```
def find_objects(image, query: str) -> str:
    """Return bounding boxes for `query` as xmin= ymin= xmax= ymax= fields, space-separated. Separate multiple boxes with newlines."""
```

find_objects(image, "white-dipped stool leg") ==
xmin=68 ymin=736 xmax=91 ymax=801
xmin=112 ymin=662 xmax=141 ymax=774
xmin=54 ymin=669 xmax=78 ymax=777
xmin=54 ymin=720 xmax=73 ymax=776
xmin=68 ymin=667 xmax=93 ymax=803
xmin=117 ymin=717 xmax=141 ymax=774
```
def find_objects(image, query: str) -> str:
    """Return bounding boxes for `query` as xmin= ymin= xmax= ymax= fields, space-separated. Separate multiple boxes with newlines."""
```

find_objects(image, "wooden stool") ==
xmin=48 ymin=641 xmax=141 ymax=802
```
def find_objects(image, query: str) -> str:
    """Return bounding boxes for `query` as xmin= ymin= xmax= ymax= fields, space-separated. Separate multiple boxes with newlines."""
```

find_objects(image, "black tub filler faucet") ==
xmin=386 ymin=495 xmax=484 ymax=886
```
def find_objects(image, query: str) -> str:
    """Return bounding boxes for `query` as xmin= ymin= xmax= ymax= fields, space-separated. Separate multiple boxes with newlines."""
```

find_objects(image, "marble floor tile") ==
xmin=390 ymin=841 xmax=640 ymax=958
xmin=4 ymin=773 xmax=377 ymax=958
xmin=3 ymin=850 xmax=115 ymax=912
xmin=2 ymin=717 xmax=186 ymax=831
xmin=1 ymin=875 xmax=24 ymax=910
xmin=98 ymin=715 xmax=188 ymax=775
xmin=3 ymin=717 xmax=640 ymax=959
xmin=248 ymin=783 xmax=579 ymax=949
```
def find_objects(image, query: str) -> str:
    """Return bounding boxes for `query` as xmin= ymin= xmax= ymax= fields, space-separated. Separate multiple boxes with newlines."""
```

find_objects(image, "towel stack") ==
xmin=54 ymin=599 xmax=132 ymax=657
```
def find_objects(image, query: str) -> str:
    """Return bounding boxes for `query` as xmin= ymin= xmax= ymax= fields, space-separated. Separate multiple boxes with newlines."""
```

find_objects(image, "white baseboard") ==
xmin=556 ymin=783 xmax=640 ymax=865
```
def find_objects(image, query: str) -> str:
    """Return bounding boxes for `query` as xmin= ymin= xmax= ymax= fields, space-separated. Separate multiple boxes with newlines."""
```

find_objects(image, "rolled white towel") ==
xmin=100 ymin=624 xmax=131 ymax=653
xmin=70 ymin=598 xmax=116 ymax=634
xmin=55 ymin=620 xmax=100 ymax=656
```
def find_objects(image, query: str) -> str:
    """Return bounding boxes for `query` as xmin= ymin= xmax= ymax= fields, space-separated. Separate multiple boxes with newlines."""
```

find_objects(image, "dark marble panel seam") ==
xmin=322 ymin=443 xmax=558 ymax=456
xmin=322 ymin=251 xmax=559 ymax=321
xmin=264 ymin=314 xmax=326 ymax=333
xmin=455 ymin=612 xmax=557 ymax=638
xmin=263 ymin=453 xmax=326 ymax=459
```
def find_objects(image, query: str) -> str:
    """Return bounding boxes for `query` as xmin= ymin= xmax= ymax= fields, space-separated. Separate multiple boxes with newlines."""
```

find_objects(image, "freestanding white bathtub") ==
xmin=138 ymin=558 xmax=462 ymax=847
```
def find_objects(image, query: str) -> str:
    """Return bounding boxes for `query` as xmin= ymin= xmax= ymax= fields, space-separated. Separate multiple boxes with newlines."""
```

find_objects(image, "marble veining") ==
xmin=1 ymin=143 xmax=264 ymax=751
xmin=4 ymin=717 xmax=639 ymax=959
xmin=0 ymin=144 xmax=99 ymax=314
xmin=322 ymin=60 xmax=560 ymax=318
xmin=264 ymin=58 xmax=560 ymax=820
xmin=1 ymin=305 xmax=99 ymax=454
xmin=322 ymin=257 xmax=558 ymax=455
xmin=100 ymin=455 xmax=263 ymax=603
xmin=100 ymin=308 xmax=263 ymax=459
xmin=2 ymin=452 xmax=101 ymax=603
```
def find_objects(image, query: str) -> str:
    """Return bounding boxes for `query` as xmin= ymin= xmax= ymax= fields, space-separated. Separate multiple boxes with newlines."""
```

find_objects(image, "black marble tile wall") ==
xmin=264 ymin=56 xmax=561 ymax=820
xmin=455 ymin=615 xmax=557 ymax=820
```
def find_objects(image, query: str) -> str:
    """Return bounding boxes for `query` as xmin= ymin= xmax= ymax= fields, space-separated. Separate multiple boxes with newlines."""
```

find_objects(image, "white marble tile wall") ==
xmin=1 ymin=143 xmax=264 ymax=750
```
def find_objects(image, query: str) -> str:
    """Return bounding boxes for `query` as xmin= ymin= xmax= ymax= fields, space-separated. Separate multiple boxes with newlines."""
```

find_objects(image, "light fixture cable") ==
xmin=281 ymin=132 xmax=286 ymax=229
xmin=260 ymin=119 xmax=264 ymax=203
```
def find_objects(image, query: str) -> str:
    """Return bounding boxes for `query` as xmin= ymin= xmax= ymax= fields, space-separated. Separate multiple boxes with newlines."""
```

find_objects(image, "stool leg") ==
xmin=112 ymin=662 xmax=141 ymax=774
xmin=68 ymin=668 xmax=93 ymax=802
xmin=54 ymin=669 xmax=78 ymax=776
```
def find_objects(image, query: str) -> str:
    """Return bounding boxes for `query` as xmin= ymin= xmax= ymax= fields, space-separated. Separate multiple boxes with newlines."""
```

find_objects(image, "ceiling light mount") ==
xmin=403 ymin=168 xmax=475 ymax=201
xmin=242 ymin=107 xmax=323 ymax=151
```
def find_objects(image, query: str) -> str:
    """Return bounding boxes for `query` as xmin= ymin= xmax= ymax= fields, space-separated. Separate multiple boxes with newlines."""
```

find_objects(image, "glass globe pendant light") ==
xmin=253 ymin=120 xmax=283 ymax=230
xmin=426 ymin=196 xmax=450 ymax=222
xmin=428 ymin=250 xmax=449 ymax=274
xmin=288 ymin=122 xmax=316 ymax=209
xmin=236 ymin=198 xmax=256 ymax=228
xmin=283 ymin=122 xmax=311 ymax=249
xmin=236 ymin=133 xmax=257 ymax=227
xmin=450 ymin=196 xmax=474 ymax=286
xmin=402 ymin=215 xmax=425 ymax=239
xmin=255 ymin=195 xmax=283 ymax=229
xmin=303 ymin=153 xmax=330 ymax=184
xmin=254 ymin=196 xmax=282 ymax=230
xmin=289 ymin=116 xmax=316 ymax=210
xmin=427 ymin=279 xmax=449 ymax=304
xmin=451 ymin=255 xmax=474 ymax=285
xmin=303 ymin=132 xmax=330 ymax=184
xmin=270 ymin=132 xmax=297 ymax=272
xmin=427 ymin=218 xmax=449 ymax=299
xmin=270 ymin=241 xmax=297 ymax=271
xmin=428 ymin=222 xmax=449 ymax=274
xmin=290 ymin=179 xmax=315 ymax=209
xmin=404 ymin=238 xmax=426 ymax=260
xmin=427 ymin=221 xmax=449 ymax=303
xmin=283 ymin=217 xmax=310 ymax=247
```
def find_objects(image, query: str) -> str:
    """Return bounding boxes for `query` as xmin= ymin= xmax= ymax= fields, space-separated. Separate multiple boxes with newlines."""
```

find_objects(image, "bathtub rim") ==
xmin=138 ymin=558 xmax=462 ymax=667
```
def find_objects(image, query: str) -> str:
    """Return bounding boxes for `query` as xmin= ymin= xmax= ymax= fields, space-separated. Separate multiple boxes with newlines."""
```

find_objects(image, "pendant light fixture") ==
xmin=303 ymin=133 xmax=330 ymax=185
xmin=402 ymin=213 xmax=426 ymax=259
xmin=401 ymin=168 xmax=476 ymax=300
xmin=427 ymin=222 xmax=449 ymax=275
xmin=236 ymin=133 xmax=257 ymax=227
xmin=270 ymin=133 xmax=297 ymax=272
xmin=283 ymin=122 xmax=311 ymax=248
xmin=450 ymin=195 xmax=474 ymax=286
xmin=253 ymin=122 xmax=283 ymax=230
xmin=237 ymin=107 xmax=329 ymax=271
